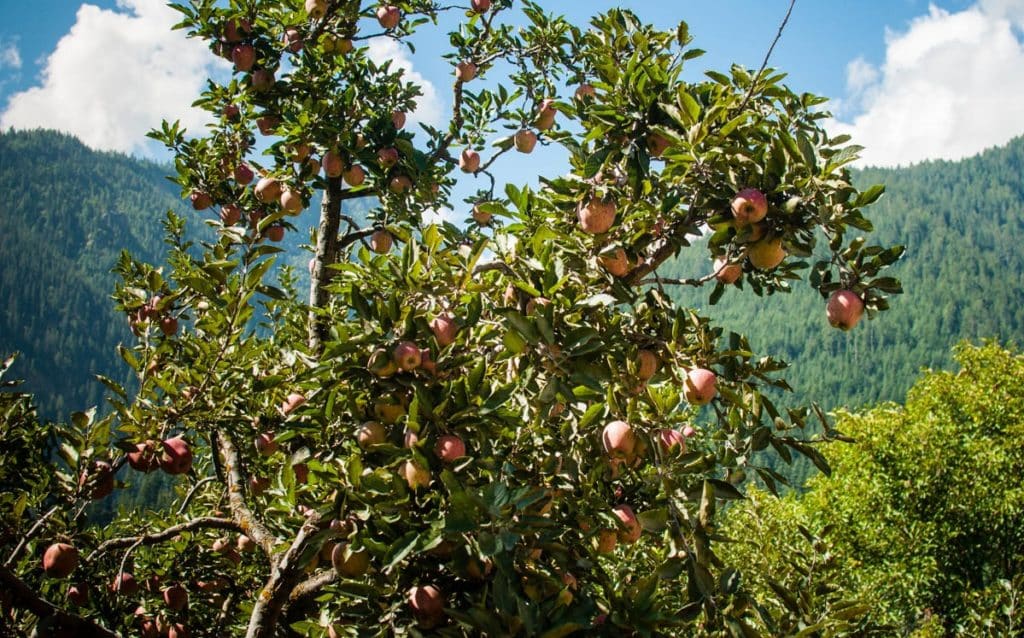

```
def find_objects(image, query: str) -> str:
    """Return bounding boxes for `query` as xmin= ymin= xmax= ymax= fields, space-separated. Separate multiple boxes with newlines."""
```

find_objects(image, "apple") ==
xmin=459 ymin=148 xmax=480 ymax=173
xmin=646 ymin=132 xmax=670 ymax=158
xmin=237 ymin=535 xmax=256 ymax=553
xmin=578 ymin=196 xmax=616 ymax=234
xmin=282 ymin=392 xmax=307 ymax=415
xmin=167 ymin=622 xmax=189 ymax=638
xmin=400 ymin=460 xmax=431 ymax=490
xmin=323 ymin=151 xmax=344 ymax=178
xmin=535 ymin=99 xmax=556 ymax=131
xmin=470 ymin=0 xmax=491 ymax=12
xmin=293 ymin=462 xmax=309 ymax=484
xmin=657 ymin=428 xmax=686 ymax=455
xmin=684 ymin=368 xmax=717 ymax=406
xmin=81 ymin=460 xmax=114 ymax=499
xmin=159 ymin=315 xmax=178 ymax=336
xmin=370 ymin=230 xmax=393 ymax=254
xmin=190 ymin=191 xmax=212 ymax=211
xmin=575 ymin=83 xmax=596 ymax=100
xmin=305 ymin=0 xmax=327 ymax=18
xmin=514 ymin=129 xmax=538 ymax=153
xmin=212 ymin=537 xmax=231 ymax=554
xmin=111 ymin=571 xmax=138 ymax=595
xmin=231 ymin=44 xmax=255 ymax=72
xmin=455 ymin=61 xmax=477 ymax=82
xmin=255 ymin=432 xmax=277 ymax=456
xmin=747 ymin=236 xmax=786 ymax=270
xmin=393 ymin=341 xmax=422 ymax=371
xmin=429 ymin=312 xmax=457 ymax=347
xmin=233 ymin=163 xmax=254 ymax=185
xmin=343 ymin=164 xmax=366 ymax=186
xmin=290 ymin=142 xmax=312 ymax=163
xmin=391 ymin=110 xmax=407 ymax=130
xmin=265 ymin=225 xmax=285 ymax=242
xmin=602 ymin=420 xmax=636 ymax=460
xmin=408 ymin=585 xmax=444 ymax=627
xmin=256 ymin=115 xmax=280 ymax=136
xmin=599 ymin=247 xmax=630 ymax=277
xmin=161 ymin=437 xmax=193 ymax=475
xmin=357 ymin=421 xmax=387 ymax=448
xmin=367 ymin=348 xmax=398 ymax=377
xmin=42 ymin=543 xmax=78 ymax=578
xmin=712 ymin=256 xmax=742 ymax=284
xmin=377 ymin=147 xmax=399 ymax=169
xmin=403 ymin=428 xmax=420 ymax=448
xmin=826 ymin=289 xmax=865 ymax=330
xmin=471 ymin=203 xmax=492 ymax=225
xmin=254 ymin=177 xmax=281 ymax=203
xmin=377 ymin=5 xmax=401 ymax=29
xmin=596 ymin=529 xmax=617 ymax=554
xmin=279 ymin=189 xmax=303 ymax=214
xmin=331 ymin=543 xmax=370 ymax=578
xmin=389 ymin=175 xmax=412 ymax=194
xmin=731 ymin=187 xmax=768 ymax=226
xmin=222 ymin=103 xmax=240 ymax=120
xmin=251 ymin=69 xmax=275 ymax=92
xmin=249 ymin=475 xmax=269 ymax=496
xmin=374 ymin=401 xmax=405 ymax=424
xmin=162 ymin=583 xmax=188 ymax=611
xmin=221 ymin=18 xmax=250 ymax=44
xmin=682 ymin=424 xmax=697 ymax=438
xmin=283 ymin=28 xmax=303 ymax=53
xmin=612 ymin=504 xmax=642 ymax=543
xmin=419 ymin=348 xmax=436 ymax=374
xmin=67 ymin=583 xmax=89 ymax=606
xmin=434 ymin=434 xmax=465 ymax=463
xmin=637 ymin=349 xmax=659 ymax=381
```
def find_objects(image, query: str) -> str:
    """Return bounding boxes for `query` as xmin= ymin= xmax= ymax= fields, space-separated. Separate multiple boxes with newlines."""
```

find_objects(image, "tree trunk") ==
xmin=308 ymin=176 xmax=343 ymax=353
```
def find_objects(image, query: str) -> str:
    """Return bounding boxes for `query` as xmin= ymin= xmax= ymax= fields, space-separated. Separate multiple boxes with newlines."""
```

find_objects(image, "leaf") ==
xmin=382 ymin=531 xmax=420 ymax=572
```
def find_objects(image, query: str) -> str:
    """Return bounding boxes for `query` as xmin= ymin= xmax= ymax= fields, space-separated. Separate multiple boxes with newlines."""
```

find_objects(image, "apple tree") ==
xmin=0 ymin=1 xmax=902 ymax=636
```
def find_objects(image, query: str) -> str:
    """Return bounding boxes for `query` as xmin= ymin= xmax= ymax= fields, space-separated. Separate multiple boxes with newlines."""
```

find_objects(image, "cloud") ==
xmin=422 ymin=206 xmax=455 ymax=225
xmin=0 ymin=38 xmax=21 ymax=71
xmin=0 ymin=0 xmax=225 ymax=157
xmin=365 ymin=37 xmax=443 ymax=129
xmin=828 ymin=2 xmax=1024 ymax=167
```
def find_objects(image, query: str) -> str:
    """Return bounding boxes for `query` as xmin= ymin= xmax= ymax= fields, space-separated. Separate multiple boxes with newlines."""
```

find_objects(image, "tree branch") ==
xmin=89 ymin=517 xmax=239 ymax=559
xmin=308 ymin=176 xmax=344 ymax=353
xmin=216 ymin=430 xmax=277 ymax=559
xmin=0 ymin=565 xmax=119 ymax=638
xmin=735 ymin=0 xmax=796 ymax=115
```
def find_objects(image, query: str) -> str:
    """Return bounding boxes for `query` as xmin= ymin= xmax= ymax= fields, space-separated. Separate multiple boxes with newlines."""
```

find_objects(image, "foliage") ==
xmin=720 ymin=341 xmax=1024 ymax=636
xmin=0 ymin=1 xmax=900 ymax=636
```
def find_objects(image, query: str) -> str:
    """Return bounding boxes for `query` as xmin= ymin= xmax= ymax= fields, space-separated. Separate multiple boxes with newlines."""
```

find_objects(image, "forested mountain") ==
xmin=661 ymin=135 xmax=1024 ymax=412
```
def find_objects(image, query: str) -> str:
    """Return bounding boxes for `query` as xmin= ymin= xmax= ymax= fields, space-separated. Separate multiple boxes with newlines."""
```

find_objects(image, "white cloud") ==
xmin=0 ymin=38 xmax=21 ymax=71
xmin=422 ymin=206 xmax=455 ymax=225
xmin=366 ymin=37 xmax=443 ymax=129
xmin=828 ymin=2 xmax=1024 ymax=167
xmin=0 ymin=0 xmax=225 ymax=157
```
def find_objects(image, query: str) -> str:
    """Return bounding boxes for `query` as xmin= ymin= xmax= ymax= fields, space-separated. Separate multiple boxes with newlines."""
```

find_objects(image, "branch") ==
xmin=0 ymin=565 xmax=119 ymax=638
xmin=308 ymin=176 xmax=344 ymax=353
xmin=217 ymin=430 xmax=277 ymax=559
xmin=289 ymin=569 xmax=337 ymax=603
xmin=735 ymin=0 xmax=796 ymax=115
xmin=338 ymin=227 xmax=376 ymax=251
xmin=89 ymin=517 xmax=239 ymax=559
xmin=473 ymin=260 xmax=515 ymax=277
xmin=178 ymin=476 xmax=218 ymax=515
xmin=5 ymin=504 xmax=59 ymax=567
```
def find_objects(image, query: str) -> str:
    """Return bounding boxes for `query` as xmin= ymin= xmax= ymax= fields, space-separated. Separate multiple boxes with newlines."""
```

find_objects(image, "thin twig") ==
xmin=4 ymin=504 xmax=59 ymax=567
xmin=178 ymin=476 xmax=218 ymax=515
xmin=89 ymin=517 xmax=240 ymax=560
xmin=735 ymin=0 xmax=796 ymax=115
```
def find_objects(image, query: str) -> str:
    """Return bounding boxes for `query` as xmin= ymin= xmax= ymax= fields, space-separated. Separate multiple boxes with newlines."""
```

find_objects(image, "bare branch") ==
xmin=735 ymin=0 xmax=796 ymax=115
xmin=5 ymin=505 xmax=59 ymax=567
xmin=217 ymin=430 xmax=277 ymax=560
xmin=90 ymin=517 xmax=239 ymax=559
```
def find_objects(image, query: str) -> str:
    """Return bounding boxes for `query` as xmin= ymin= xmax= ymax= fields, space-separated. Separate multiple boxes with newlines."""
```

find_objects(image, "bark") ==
xmin=308 ymin=176 xmax=343 ymax=353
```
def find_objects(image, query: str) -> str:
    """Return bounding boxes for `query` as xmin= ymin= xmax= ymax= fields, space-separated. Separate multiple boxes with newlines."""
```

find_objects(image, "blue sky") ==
xmin=0 ymin=0 xmax=1021 ymax=174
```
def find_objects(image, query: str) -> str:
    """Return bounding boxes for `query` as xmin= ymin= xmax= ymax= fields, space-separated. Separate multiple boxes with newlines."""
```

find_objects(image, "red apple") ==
xmin=233 ymin=163 xmax=254 ymax=185
xmin=657 ymin=428 xmax=686 ymax=455
xmin=377 ymin=147 xmax=399 ymax=169
xmin=637 ymin=349 xmax=659 ymax=381
xmin=429 ymin=312 xmax=457 ymax=347
xmin=514 ymin=129 xmax=537 ymax=153
xmin=377 ymin=5 xmax=401 ymax=29
xmin=190 ymin=191 xmax=212 ymax=211
xmin=575 ymin=83 xmax=596 ymax=100
xmin=389 ymin=175 xmax=412 ymax=194
xmin=455 ymin=61 xmax=477 ymax=82
xmin=249 ymin=475 xmax=269 ymax=496
xmin=282 ymin=392 xmax=307 ymax=415
xmin=370 ymin=230 xmax=393 ymax=254
xmin=682 ymin=424 xmax=697 ymax=438
xmin=162 ymin=584 xmax=188 ymax=611
xmin=393 ymin=341 xmax=422 ymax=371
xmin=305 ymin=0 xmax=327 ymax=18
xmin=42 ymin=543 xmax=78 ymax=578
xmin=471 ymin=203 xmax=492 ymax=225
xmin=251 ymin=69 xmax=275 ymax=92
xmin=578 ymin=196 xmax=616 ymax=234
xmin=408 ymin=585 xmax=444 ymax=627
xmin=400 ymin=460 xmax=430 ymax=490
xmin=221 ymin=18 xmax=249 ymax=44
xmin=67 ymin=583 xmax=89 ymax=606
xmin=357 ymin=421 xmax=387 ymax=449
xmin=599 ymin=247 xmax=630 ymax=277
xmin=159 ymin=315 xmax=178 ymax=336
xmin=713 ymin=256 xmax=742 ymax=284
xmin=80 ymin=460 xmax=114 ymax=500
xmin=646 ymin=132 xmax=670 ymax=158
xmin=237 ymin=535 xmax=256 ymax=553
xmin=280 ymin=188 xmax=303 ymax=214
xmin=535 ymin=99 xmax=556 ymax=131
xmin=470 ymin=0 xmax=491 ymax=12
xmin=826 ymin=289 xmax=865 ymax=330
xmin=731 ymin=188 xmax=768 ymax=226
xmin=220 ymin=203 xmax=242 ymax=226
xmin=602 ymin=420 xmax=636 ymax=460
xmin=391 ymin=110 xmax=406 ymax=130
xmin=160 ymin=437 xmax=193 ymax=475
xmin=255 ymin=432 xmax=277 ymax=456
xmin=111 ymin=571 xmax=138 ymax=596
xmin=231 ymin=44 xmax=255 ymax=72
xmin=596 ymin=529 xmax=617 ymax=554
xmin=342 ymin=164 xmax=366 ymax=186
xmin=254 ymin=177 xmax=281 ymax=203
xmin=323 ymin=151 xmax=344 ymax=178
xmin=459 ymin=148 xmax=480 ymax=173
xmin=293 ymin=462 xmax=309 ymax=484
xmin=684 ymin=368 xmax=717 ymax=406
xmin=283 ymin=28 xmax=303 ymax=53
xmin=167 ymin=622 xmax=189 ymax=638
xmin=612 ymin=504 xmax=642 ymax=543
xmin=434 ymin=434 xmax=465 ymax=463
xmin=265 ymin=225 xmax=285 ymax=242
xmin=256 ymin=115 xmax=279 ymax=136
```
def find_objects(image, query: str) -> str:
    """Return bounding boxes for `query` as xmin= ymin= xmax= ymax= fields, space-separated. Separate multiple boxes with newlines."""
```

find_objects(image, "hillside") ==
xmin=661 ymin=136 xmax=1024 ymax=412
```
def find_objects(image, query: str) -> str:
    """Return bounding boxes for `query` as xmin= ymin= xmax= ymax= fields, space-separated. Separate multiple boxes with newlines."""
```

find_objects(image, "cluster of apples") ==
xmin=128 ymin=295 xmax=178 ymax=337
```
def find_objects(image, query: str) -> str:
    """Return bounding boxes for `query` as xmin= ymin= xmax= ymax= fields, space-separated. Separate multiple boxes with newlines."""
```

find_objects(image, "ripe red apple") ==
xmin=389 ymin=175 xmax=412 ymax=194
xmin=162 ymin=584 xmax=188 ymax=611
xmin=222 ymin=103 xmax=240 ymax=120
xmin=826 ymin=289 xmax=865 ymax=330
xmin=514 ymin=129 xmax=538 ymax=153
xmin=599 ymin=247 xmax=630 ymax=277
xmin=322 ymin=151 xmax=344 ymax=178
xmin=265 ymin=225 xmax=285 ymax=242
xmin=220 ymin=204 xmax=242 ymax=226
xmin=370 ymin=230 xmax=393 ymax=254
xmin=111 ymin=571 xmax=138 ymax=595
xmin=233 ymin=163 xmax=254 ymax=185
xmin=434 ymin=434 xmax=466 ymax=463
xmin=684 ymin=368 xmax=717 ymax=406
xmin=575 ymin=83 xmax=596 ymax=100
xmin=167 ymin=622 xmax=189 ymax=638
xmin=731 ymin=188 xmax=768 ymax=226
xmin=637 ymin=349 xmax=659 ymax=381
xmin=646 ymin=132 xmax=670 ymax=158
xmin=377 ymin=147 xmax=399 ymax=169
xmin=713 ymin=256 xmax=742 ymax=284
xmin=459 ymin=148 xmax=480 ymax=173
xmin=470 ymin=0 xmax=491 ymax=12
xmin=256 ymin=115 xmax=279 ymax=136
xmin=221 ymin=18 xmax=250 ymax=44
xmin=429 ymin=312 xmax=457 ymax=347
xmin=249 ymin=475 xmax=269 ymax=496
xmin=159 ymin=315 xmax=178 ymax=336
xmin=280 ymin=188 xmax=303 ymax=214
xmin=377 ymin=5 xmax=401 ymax=29
xmin=747 ymin=237 xmax=786 ymax=270
xmin=400 ymin=460 xmax=431 ymax=490
xmin=393 ymin=341 xmax=422 ymax=371
xmin=254 ymin=177 xmax=281 ymax=203
xmin=67 ymin=583 xmax=89 ymax=606
xmin=305 ymin=0 xmax=327 ymax=18
xmin=535 ymin=99 xmax=557 ymax=131
xmin=357 ymin=421 xmax=387 ymax=448
xmin=290 ymin=142 xmax=312 ymax=163
xmin=42 ymin=543 xmax=78 ymax=578
xmin=682 ymin=424 xmax=697 ymax=438
xmin=657 ymin=428 xmax=686 ymax=455
xmin=190 ymin=191 xmax=212 ymax=211
xmin=237 ymin=535 xmax=256 ymax=553
xmin=331 ymin=543 xmax=370 ymax=578
xmin=282 ymin=392 xmax=307 ymax=415
xmin=283 ymin=28 xmax=304 ymax=53
xmin=255 ymin=432 xmax=277 ymax=456
xmin=602 ymin=420 xmax=636 ymax=460
xmin=578 ymin=196 xmax=616 ymax=234
xmin=612 ymin=504 xmax=642 ymax=543
xmin=212 ymin=537 xmax=230 ymax=554
xmin=408 ymin=585 xmax=445 ymax=627
xmin=231 ymin=44 xmax=255 ymax=72
xmin=251 ymin=69 xmax=275 ymax=92
xmin=455 ymin=61 xmax=477 ymax=82
xmin=160 ymin=437 xmax=193 ymax=475
xmin=80 ymin=460 xmax=114 ymax=500
xmin=471 ymin=203 xmax=492 ymax=225
xmin=343 ymin=164 xmax=366 ymax=186
xmin=391 ymin=110 xmax=407 ymax=130
xmin=419 ymin=348 xmax=436 ymax=374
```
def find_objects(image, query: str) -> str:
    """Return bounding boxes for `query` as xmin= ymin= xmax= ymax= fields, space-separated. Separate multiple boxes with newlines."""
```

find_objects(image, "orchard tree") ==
xmin=0 ymin=1 xmax=902 ymax=636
